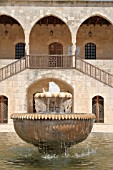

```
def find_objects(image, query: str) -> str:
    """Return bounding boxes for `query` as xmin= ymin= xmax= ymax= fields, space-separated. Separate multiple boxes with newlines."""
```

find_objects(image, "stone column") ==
xmin=72 ymin=42 xmax=76 ymax=67
xmin=72 ymin=43 xmax=76 ymax=55
xmin=25 ymin=31 xmax=30 ymax=55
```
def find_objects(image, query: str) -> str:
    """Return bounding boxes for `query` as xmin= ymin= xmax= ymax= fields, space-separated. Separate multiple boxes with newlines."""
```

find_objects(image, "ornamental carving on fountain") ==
xmin=34 ymin=82 xmax=72 ymax=114
xmin=11 ymin=81 xmax=95 ymax=154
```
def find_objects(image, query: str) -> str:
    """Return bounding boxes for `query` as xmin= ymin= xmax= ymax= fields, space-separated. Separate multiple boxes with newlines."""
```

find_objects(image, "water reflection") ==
xmin=0 ymin=133 xmax=113 ymax=170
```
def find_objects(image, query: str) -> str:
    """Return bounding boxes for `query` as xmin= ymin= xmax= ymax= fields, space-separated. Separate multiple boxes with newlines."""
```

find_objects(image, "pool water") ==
xmin=0 ymin=132 xmax=113 ymax=170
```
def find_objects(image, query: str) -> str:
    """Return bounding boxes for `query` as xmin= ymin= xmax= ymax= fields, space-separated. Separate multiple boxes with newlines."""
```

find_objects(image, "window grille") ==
xmin=0 ymin=96 xmax=8 ymax=124
xmin=15 ymin=43 xmax=25 ymax=59
xmin=92 ymin=96 xmax=104 ymax=123
xmin=85 ymin=43 xmax=96 ymax=59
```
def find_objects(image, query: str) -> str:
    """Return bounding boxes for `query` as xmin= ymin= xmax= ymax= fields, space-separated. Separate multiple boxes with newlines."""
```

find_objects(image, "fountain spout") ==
xmin=10 ymin=82 xmax=95 ymax=154
xmin=34 ymin=92 xmax=72 ymax=114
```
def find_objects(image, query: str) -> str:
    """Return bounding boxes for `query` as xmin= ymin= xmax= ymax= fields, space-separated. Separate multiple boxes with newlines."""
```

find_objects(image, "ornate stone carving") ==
xmin=34 ymin=92 xmax=72 ymax=113
xmin=35 ymin=98 xmax=46 ymax=113
xmin=60 ymin=98 xmax=72 ymax=113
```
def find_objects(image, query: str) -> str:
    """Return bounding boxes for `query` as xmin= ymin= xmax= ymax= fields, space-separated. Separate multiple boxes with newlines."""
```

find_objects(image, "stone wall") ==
xmin=0 ymin=68 xmax=113 ymax=124
xmin=0 ymin=24 xmax=24 ymax=59
xmin=76 ymin=25 xmax=113 ymax=59
xmin=0 ymin=0 xmax=113 ymax=129
xmin=86 ymin=60 xmax=113 ymax=74
xmin=0 ymin=2 xmax=112 ymax=56
xmin=0 ymin=59 xmax=17 ymax=68
xmin=30 ymin=24 xmax=72 ymax=55
xmin=0 ymin=22 xmax=113 ymax=59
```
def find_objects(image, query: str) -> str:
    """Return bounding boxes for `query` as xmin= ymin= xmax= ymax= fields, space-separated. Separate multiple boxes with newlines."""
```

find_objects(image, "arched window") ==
xmin=15 ymin=43 xmax=25 ymax=59
xmin=49 ymin=42 xmax=63 ymax=67
xmin=0 ymin=96 xmax=8 ymax=123
xmin=92 ymin=96 xmax=104 ymax=123
xmin=85 ymin=43 xmax=96 ymax=59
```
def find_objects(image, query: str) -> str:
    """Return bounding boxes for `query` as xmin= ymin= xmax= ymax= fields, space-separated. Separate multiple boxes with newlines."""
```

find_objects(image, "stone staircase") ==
xmin=76 ymin=57 xmax=113 ymax=88
xmin=0 ymin=55 xmax=29 ymax=82
xmin=0 ymin=55 xmax=113 ymax=88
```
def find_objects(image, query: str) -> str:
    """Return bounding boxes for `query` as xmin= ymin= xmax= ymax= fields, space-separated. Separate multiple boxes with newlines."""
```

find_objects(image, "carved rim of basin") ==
xmin=11 ymin=113 xmax=95 ymax=120
xmin=11 ymin=113 xmax=95 ymax=154
xmin=34 ymin=92 xmax=72 ymax=98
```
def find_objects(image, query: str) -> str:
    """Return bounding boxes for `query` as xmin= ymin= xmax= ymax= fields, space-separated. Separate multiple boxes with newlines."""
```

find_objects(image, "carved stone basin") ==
xmin=34 ymin=92 xmax=72 ymax=113
xmin=11 ymin=113 xmax=95 ymax=154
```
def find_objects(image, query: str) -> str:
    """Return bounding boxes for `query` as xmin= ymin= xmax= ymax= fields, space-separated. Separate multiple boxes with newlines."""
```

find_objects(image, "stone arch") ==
xmin=13 ymin=39 xmax=25 ymax=45
xmin=76 ymin=13 xmax=113 ymax=34
xmin=47 ymin=39 xmax=66 ymax=47
xmin=30 ymin=14 xmax=72 ymax=39
xmin=29 ymin=14 xmax=72 ymax=55
xmin=26 ymin=72 xmax=74 ymax=89
xmin=76 ymin=14 xmax=113 ymax=59
xmin=26 ymin=73 xmax=74 ymax=113
xmin=0 ymin=13 xmax=25 ymax=33
xmin=0 ymin=14 xmax=25 ymax=59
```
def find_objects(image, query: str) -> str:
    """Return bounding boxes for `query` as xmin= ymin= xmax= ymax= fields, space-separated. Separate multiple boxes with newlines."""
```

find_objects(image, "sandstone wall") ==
xmin=0 ymin=3 xmax=112 ymax=57
xmin=0 ymin=1 xmax=113 ymax=128
xmin=0 ymin=68 xmax=112 ymax=124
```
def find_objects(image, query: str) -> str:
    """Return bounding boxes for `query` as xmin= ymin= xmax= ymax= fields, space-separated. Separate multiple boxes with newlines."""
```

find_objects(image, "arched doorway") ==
xmin=49 ymin=42 xmax=63 ymax=67
xmin=76 ymin=15 xmax=112 ymax=59
xmin=92 ymin=96 xmax=104 ymax=123
xmin=0 ymin=96 xmax=8 ymax=123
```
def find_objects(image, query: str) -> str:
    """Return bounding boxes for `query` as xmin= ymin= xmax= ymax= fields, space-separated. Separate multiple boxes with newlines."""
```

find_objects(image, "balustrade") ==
xmin=76 ymin=57 xmax=113 ymax=87
xmin=0 ymin=55 xmax=113 ymax=89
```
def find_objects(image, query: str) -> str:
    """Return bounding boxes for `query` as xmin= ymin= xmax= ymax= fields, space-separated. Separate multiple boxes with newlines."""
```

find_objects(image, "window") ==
xmin=15 ymin=43 xmax=25 ymax=59
xmin=85 ymin=43 xmax=96 ymax=59
xmin=0 ymin=96 xmax=8 ymax=123
xmin=92 ymin=96 xmax=104 ymax=123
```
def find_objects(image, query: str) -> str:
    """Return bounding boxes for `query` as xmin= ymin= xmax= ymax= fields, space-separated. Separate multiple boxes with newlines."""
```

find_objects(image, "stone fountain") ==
xmin=11 ymin=82 xmax=95 ymax=154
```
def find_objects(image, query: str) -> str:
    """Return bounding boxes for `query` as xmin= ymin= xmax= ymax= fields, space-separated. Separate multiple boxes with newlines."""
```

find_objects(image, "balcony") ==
xmin=29 ymin=55 xmax=75 ymax=69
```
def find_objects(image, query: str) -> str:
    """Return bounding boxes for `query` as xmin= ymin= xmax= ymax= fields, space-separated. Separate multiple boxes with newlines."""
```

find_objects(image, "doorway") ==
xmin=92 ymin=96 xmax=104 ymax=123
xmin=49 ymin=42 xmax=63 ymax=67
xmin=0 ymin=96 xmax=8 ymax=123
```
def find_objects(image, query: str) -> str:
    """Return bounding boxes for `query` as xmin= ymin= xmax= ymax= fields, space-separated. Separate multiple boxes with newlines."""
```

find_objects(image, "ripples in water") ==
xmin=0 ymin=132 xmax=113 ymax=170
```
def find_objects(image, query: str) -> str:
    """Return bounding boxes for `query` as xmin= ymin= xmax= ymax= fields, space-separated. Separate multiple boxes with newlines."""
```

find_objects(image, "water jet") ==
xmin=11 ymin=82 xmax=95 ymax=154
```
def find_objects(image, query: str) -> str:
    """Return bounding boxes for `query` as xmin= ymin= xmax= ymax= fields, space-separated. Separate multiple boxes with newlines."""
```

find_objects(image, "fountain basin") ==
xmin=11 ymin=113 xmax=95 ymax=154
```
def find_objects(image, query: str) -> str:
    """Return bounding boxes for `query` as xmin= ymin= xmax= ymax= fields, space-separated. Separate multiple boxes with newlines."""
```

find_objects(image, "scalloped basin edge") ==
xmin=11 ymin=113 xmax=95 ymax=153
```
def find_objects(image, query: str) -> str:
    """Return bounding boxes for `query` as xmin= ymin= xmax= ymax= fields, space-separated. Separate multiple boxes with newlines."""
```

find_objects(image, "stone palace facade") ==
xmin=0 ymin=0 xmax=113 ymax=132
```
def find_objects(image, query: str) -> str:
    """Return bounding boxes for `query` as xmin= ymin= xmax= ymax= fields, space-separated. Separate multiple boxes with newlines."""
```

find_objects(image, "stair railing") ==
xmin=75 ymin=56 xmax=113 ymax=87
xmin=0 ymin=55 xmax=29 ymax=82
xmin=0 ymin=55 xmax=113 ymax=88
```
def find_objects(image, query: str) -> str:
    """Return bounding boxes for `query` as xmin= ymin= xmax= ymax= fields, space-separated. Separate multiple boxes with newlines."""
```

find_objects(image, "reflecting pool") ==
xmin=0 ymin=132 xmax=113 ymax=170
